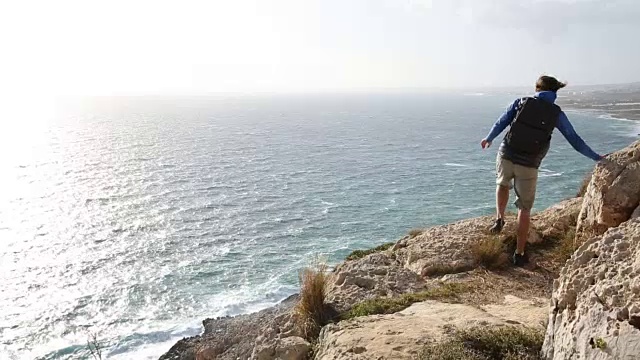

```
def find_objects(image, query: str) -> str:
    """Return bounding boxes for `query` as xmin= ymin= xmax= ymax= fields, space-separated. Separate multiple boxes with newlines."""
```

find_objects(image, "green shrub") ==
xmin=342 ymin=283 xmax=468 ymax=320
xmin=591 ymin=337 xmax=607 ymax=350
xmin=346 ymin=242 xmax=395 ymax=261
xmin=422 ymin=263 xmax=473 ymax=277
xmin=552 ymin=229 xmax=576 ymax=263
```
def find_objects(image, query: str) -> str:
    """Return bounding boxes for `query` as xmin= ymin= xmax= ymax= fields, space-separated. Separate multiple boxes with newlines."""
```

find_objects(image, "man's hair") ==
xmin=536 ymin=75 xmax=567 ymax=92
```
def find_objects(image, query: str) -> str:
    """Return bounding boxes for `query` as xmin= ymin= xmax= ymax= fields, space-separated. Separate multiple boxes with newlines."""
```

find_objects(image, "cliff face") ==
xmin=161 ymin=140 xmax=640 ymax=360
xmin=543 ymin=218 xmax=640 ymax=360
xmin=543 ymin=140 xmax=640 ymax=360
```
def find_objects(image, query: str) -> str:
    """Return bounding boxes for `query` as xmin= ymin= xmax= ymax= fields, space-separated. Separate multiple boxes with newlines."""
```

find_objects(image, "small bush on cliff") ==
xmin=296 ymin=262 xmax=331 ymax=340
xmin=346 ymin=242 xmax=395 ymax=261
xmin=552 ymin=229 xmax=577 ymax=263
xmin=342 ymin=283 xmax=468 ymax=320
xmin=472 ymin=237 xmax=509 ymax=270
xmin=576 ymin=171 xmax=592 ymax=197
xmin=419 ymin=326 xmax=544 ymax=360
xmin=409 ymin=228 xmax=425 ymax=238
xmin=590 ymin=337 xmax=607 ymax=350
xmin=422 ymin=263 xmax=473 ymax=277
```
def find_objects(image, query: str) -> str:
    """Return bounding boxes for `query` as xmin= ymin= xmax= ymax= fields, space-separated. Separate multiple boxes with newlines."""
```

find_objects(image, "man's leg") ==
xmin=496 ymin=185 xmax=509 ymax=219
xmin=491 ymin=156 xmax=514 ymax=233
xmin=516 ymin=208 xmax=530 ymax=254
xmin=512 ymin=164 xmax=538 ymax=263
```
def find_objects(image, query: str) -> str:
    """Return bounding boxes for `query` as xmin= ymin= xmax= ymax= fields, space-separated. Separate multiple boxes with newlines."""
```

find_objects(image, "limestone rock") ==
xmin=481 ymin=294 xmax=548 ymax=327
xmin=195 ymin=345 xmax=225 ymax=360
xmin=254 ymin=336 xmax=311 ymax=360
xmin=577 ymin=140 xmax=640 ymax=235
xmin=314 ymin=296 xmax=546 ymax=360
xmin=325 ymin=252 xmax=425 ymax=313
xmin=276 ymin=337 xmax=311 ymax=360
xmin=251 ymin=311 xmax=308 ymax=360
xmin=542 ymin=218 xmax=640 ymax=360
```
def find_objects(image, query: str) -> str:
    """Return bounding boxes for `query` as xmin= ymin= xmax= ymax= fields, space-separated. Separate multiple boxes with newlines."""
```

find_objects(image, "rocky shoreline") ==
xmin=161 ymin=140 xmax=640 ymax=360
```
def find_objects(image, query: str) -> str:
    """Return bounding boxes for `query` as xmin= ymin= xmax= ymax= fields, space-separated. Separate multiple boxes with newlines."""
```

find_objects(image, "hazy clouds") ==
xmin=0 ymin=0 xmax=638 ymax=96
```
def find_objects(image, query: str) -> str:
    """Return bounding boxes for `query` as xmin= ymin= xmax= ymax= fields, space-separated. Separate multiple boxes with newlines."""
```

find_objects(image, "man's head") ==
xmin=535 ymin=75 xmax=566 ymax=92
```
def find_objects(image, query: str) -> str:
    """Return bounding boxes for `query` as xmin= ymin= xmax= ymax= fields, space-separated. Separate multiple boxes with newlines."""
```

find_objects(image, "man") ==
xmin=480 ymin=75 xmax=603 ymax=266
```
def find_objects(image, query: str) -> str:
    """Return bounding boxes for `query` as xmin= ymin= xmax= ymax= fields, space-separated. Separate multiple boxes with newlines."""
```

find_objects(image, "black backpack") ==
xmin=505 ymin=97 xmax=561 ymax=156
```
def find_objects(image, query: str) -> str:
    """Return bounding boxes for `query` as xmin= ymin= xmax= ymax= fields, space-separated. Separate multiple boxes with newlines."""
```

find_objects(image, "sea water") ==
xmin=0 ymin=93 xmax=637 ymax=359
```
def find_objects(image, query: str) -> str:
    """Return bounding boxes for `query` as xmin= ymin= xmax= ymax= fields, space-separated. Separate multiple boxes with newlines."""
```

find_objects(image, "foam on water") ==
xmin=598 ymin=114 xmax=635 ymax=122
xmin=0 ymin=94 xmax=637 ymax=359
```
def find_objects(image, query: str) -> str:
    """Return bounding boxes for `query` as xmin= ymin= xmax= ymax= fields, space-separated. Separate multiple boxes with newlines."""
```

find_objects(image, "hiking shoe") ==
xmin=512 ymin=252 xmax=529 ymax=267
xmin=489 ymin=218 xmax=505 ymax=234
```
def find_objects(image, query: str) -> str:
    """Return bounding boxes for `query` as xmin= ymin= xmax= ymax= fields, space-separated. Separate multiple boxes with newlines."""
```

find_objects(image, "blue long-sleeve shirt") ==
xmin=485 ymin=91 xmax=601 ymax=161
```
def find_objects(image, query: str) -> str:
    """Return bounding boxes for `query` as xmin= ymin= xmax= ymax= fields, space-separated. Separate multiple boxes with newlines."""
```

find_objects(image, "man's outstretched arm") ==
xmin=556 ymin=112 xmax=602 ymax=161
xmin=482 ymin=99 xmax=520 ymax=148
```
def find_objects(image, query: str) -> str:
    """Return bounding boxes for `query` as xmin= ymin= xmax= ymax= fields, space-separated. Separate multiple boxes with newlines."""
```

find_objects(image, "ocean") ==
xmin=1 ymin=93 xmax=637 ymax=359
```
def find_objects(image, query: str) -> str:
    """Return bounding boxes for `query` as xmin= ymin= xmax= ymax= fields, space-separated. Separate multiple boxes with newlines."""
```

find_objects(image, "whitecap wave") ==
xmin=208 ymin=284 xmax=297 ymax=318
xmin=539 ymin=172 xmax=564 ymax=178
xmin=597 ymin=114 xmax=634 ymax=122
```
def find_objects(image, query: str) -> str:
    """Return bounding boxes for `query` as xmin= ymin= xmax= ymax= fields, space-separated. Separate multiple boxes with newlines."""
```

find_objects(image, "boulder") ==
xmin=542 ymin=218 xmax=640 ymax=359
xmin=314 ymin=296 xmax=546 ymax=360
xmin=577 ymin=140 xmax=640 ymax=236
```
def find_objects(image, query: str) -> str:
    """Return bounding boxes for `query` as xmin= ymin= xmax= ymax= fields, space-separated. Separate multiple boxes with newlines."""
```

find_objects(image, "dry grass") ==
xmin=342 ymin=283 xmax=468 ymax=320
xmin=472 ymin=237 xmax=509 ymax=270
xmin=345 ymin=242 xmax=395 ymax=261
xmin=551 ymin=229 xmax=576 ymax=263
xmin=574 ymin=227 xmax=605 ymax=249
xmin=453 ymin=270 xmax=552 ymax=305
xmin=419 ymin=326 xmax=544 ymax=360
xmin=422 ymin=263 xmax=473 ymax=277
xmin=86 ymin=331 xmax=103 ymax=360
xmin=295 ymin=262 xmax=330 ymax=340
xmin=576 ymin=171 xmax=592 ymax=197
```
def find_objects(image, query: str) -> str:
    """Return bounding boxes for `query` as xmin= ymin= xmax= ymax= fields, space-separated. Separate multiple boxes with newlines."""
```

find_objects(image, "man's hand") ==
xmin=481 ymin=139 xmax=492 ymax=149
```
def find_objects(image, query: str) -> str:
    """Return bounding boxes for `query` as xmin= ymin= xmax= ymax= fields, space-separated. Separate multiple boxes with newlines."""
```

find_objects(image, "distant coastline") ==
xmin=563 ymin=108 xmax=640 ymax=123
xmin=557 ymin=82 xmax=640 ymax=121
xmin=563 ymin=106 xmax=640 ymax=122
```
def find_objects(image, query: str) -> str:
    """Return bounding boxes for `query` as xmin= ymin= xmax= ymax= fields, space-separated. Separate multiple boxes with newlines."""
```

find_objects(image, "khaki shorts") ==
xmin=496 ymin=155 xmax=538 ymax=211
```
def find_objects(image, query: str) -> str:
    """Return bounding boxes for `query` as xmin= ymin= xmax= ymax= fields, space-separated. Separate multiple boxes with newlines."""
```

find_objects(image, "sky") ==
xmin=1 ymin=0 xmax=640 ymax=97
